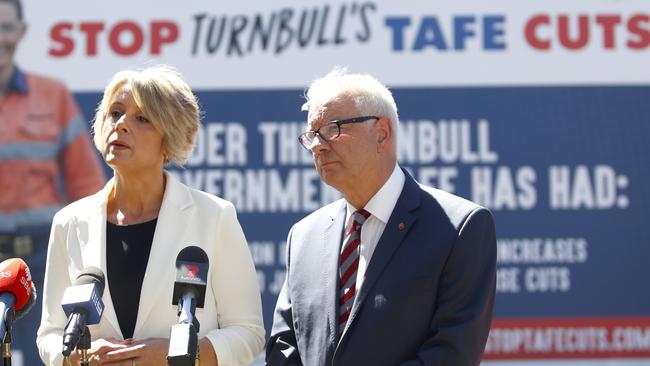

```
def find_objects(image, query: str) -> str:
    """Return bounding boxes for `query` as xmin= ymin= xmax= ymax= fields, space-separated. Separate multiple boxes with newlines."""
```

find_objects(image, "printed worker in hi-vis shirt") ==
xmin=0 ymin=0 xmax=105 ymax=254
xmin=0 ymin=0 xmax=105 ymax=363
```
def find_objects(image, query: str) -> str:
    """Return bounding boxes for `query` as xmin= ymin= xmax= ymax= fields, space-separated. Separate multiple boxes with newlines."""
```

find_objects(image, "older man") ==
xmin=266 ymin=68 xmax=496 ymax=366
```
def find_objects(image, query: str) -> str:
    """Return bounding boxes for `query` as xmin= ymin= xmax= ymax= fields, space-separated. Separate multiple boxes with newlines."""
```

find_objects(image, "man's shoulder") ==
xmin=292 ymin=199 xmax=345 ymax=229
xmin=416 ymin=182 xmax=490 ymax=228
xmin=419 ymin=184 xmax=480 ymax=209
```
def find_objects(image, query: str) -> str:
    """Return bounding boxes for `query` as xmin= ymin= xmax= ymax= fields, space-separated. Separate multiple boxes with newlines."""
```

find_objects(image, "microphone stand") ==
xmin=78 ymin=326 xmax=91 ymax=366
xmin=2 ymin=309 xmax=13 ymax=366
xmin=61 ymin=324 xmax=92 ymax=366
xmin=2 ymin=332 xmax=11 ymax=366
xmin=167 ymin=294 xmax=201 ymax=366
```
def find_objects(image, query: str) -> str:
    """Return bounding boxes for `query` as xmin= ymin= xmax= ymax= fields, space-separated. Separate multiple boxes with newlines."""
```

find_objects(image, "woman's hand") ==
xmin=69 ymin=336 xmax=216 ymax=365
xmin=66 ymin=337 xmax=131 ymax=365
xmin=101 ymin=337 xmax=168 ymax=366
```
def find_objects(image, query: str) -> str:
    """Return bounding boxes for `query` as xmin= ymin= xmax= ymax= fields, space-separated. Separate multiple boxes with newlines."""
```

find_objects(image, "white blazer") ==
xmin=37 ymin=172 xmax=265 ymax=366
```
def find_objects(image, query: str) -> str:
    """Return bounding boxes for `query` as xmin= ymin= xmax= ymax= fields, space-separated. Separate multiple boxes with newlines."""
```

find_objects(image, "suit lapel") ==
xmin=344 ymin=172 xmax=421 ymax=337
xmin=323 ymin=200 xmax=346 ymax=356
xmin=79 ymin=179 xmax=122 ymax=338
xmin=133 ymin=172 xmax=194 ymax=338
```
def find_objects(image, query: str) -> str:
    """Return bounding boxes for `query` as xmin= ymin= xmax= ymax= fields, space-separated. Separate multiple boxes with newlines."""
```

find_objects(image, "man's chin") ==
xmin=319 ymin=171 xmax=343 ymax=190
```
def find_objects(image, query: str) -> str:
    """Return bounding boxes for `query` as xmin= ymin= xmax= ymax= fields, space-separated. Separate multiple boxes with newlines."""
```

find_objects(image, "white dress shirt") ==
xmin=343 ymin=164 xmax=405 ymax=293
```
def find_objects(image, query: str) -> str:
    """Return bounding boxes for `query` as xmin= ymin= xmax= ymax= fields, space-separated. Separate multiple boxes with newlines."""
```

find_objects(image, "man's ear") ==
xmin=376 ymin=117 xmax=392 ymax=144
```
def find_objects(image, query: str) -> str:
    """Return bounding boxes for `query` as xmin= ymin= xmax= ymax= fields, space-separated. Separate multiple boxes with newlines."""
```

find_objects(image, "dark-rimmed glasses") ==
xmin=298 ymin=116 xmax=380 ymax=150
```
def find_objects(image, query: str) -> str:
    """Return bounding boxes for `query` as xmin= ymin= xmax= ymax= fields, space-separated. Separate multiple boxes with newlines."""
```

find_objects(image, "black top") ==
xmin=106 ymin=218 xmax=157 ymax=339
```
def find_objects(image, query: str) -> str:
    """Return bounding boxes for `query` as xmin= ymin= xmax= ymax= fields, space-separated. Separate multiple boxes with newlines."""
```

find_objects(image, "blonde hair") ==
xmin=92 ymin=65 xmax=200 ymax=166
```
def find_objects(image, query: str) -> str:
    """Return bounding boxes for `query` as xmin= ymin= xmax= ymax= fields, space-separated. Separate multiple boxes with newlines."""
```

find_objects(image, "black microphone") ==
xmin=61 ymin=267 xmax=105 ymax=357
xmin=167 ymin=246 xmax=209 ymax=366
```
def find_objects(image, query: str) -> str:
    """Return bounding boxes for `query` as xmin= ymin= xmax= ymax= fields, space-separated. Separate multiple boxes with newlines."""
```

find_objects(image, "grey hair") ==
xmin=302 ymin=67 xmax=399 ymax=130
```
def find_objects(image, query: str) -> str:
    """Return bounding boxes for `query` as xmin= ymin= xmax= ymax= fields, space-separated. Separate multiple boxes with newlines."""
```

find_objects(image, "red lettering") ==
xmin=49 ymin=19 xmax=179 ymax=57
xmin=527 ymin=13 xmax=648 ymax=51
xmin=525 ymin=15 xmax=550 ymax=50
xmin=109 ymin=21 xmax=144 ymax=56
xmin=49 ymin=22 xmax=74 ymax=57
xmin=150 ymin=21 xmax=178 ymax=54
xmin=595 ymin=15 xmax=621 ymax=49
xmin=558 ymin=15 xmax=589 ymax=50
xmin=79 ymin=22 xmax=104 ymax=56
xmin=627 ymin=15 xmax=650 ymax=49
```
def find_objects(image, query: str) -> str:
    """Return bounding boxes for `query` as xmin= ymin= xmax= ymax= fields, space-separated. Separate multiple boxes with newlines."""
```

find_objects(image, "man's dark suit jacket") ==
xmin=267 ymin=170 xmax=496 ymax=366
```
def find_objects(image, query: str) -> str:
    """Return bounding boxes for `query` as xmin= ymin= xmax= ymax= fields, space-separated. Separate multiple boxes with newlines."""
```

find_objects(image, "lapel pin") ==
xmin=398 ymin=222 xmax=406 ymax=230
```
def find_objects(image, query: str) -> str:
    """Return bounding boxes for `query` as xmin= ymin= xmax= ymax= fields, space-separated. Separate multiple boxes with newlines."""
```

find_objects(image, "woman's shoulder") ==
xmin=182 ymin=189 xmax=242 ymax=231
xmin=54 ymin=190 xmax=105 ymax=223
xmin=166 ymin=172 xmax=234 ymax=211
xmin=189 ymin=186 xmax=232 ymax=206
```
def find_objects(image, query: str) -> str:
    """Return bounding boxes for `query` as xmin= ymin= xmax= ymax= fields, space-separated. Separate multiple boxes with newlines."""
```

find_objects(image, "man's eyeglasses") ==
xmin=298 ymin=116 xmax=380 ymax=150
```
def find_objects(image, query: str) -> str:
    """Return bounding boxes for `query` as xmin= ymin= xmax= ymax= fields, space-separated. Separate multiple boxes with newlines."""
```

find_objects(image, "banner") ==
xmin=16 ymin=1 xmax=650 ymax=365
xmin=18 ymin=1 xmax=650 ymax=90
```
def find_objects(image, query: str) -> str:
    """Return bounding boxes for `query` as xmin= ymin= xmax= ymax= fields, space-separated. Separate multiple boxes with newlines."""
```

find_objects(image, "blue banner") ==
xmin=75 ymin=85 xmax=650 ymax=361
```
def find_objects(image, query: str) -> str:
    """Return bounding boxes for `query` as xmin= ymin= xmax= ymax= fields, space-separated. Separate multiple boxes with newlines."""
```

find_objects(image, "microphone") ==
xmin=167 ymin=246 xmax=209 ymax=366
xmin=0 ymin=258 xmax=36 ymax=339
xmin=61 ymin=267 xmax=105 ymax=357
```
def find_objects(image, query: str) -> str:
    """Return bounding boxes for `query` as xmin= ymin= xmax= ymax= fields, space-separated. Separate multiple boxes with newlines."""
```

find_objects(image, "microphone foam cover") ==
xmin=14 ymin=283 xmax=36 ymax=320
xmin=0 ymin=258 xmax=33 ymax=310
xmin=74 ymin=266 xmax=106 ymax=296
xmin=176 ymin=246 xmax=209 ymax=265
xmin=173 ymin=246 xmax=209 ymax=308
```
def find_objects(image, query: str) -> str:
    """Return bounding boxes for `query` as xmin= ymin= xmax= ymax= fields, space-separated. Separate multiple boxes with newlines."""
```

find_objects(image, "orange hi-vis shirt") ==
xmin=0 ymin=68 xmax=106 ymax=231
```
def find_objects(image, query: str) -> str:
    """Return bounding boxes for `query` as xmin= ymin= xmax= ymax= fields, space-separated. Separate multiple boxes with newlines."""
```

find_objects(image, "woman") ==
xmin=37 ymin=65 xmax=265 ymax=365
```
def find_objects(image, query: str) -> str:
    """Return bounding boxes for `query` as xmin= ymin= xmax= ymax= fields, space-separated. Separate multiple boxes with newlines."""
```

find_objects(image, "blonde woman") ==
xmin=37 ymin=65 xmax=264 ymax=366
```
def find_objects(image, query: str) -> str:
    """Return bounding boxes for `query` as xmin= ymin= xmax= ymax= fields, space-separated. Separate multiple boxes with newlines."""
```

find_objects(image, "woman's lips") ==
xmin=109 ymin=140 xmax=130 ymax=149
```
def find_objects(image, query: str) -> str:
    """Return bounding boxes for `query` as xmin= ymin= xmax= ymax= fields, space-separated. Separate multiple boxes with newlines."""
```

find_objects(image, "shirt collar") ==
xmin=346 ymin=164 xmax=405 ymax=224
xmin=8 ymin=66 xmax=28 ymax=94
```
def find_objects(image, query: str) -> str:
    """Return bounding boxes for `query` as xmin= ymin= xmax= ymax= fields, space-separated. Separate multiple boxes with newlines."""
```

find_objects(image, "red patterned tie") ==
xmin=338 ymin=208 xmax=370 ymax=337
